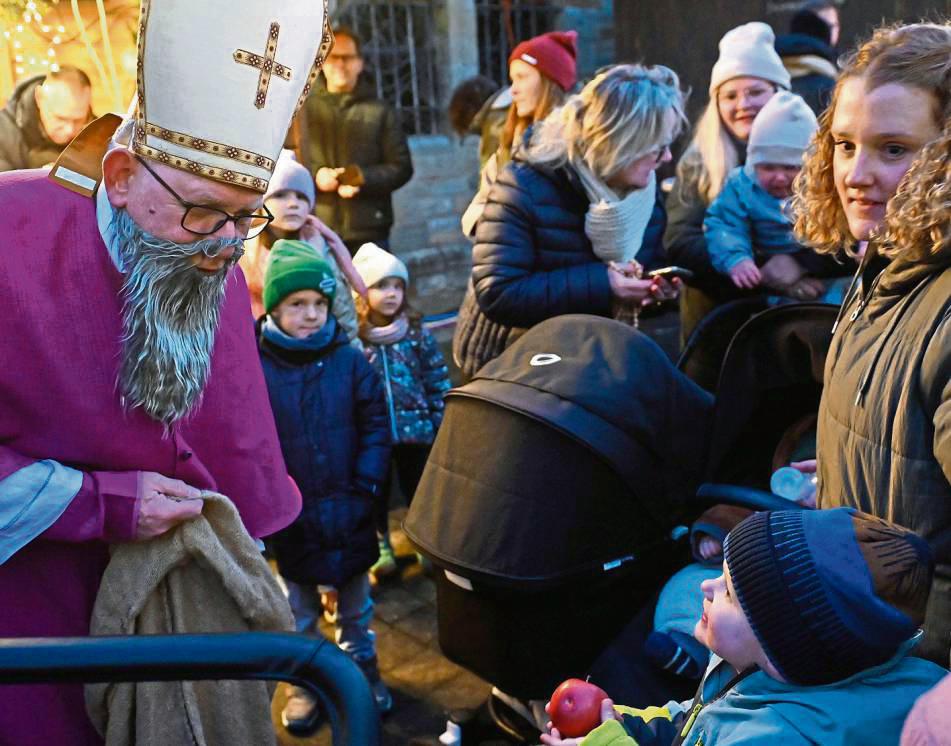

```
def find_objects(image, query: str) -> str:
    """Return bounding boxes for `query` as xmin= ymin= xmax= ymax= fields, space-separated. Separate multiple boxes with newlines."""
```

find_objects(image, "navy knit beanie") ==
xmin=723 ymin=508 xmax=933 ymax=685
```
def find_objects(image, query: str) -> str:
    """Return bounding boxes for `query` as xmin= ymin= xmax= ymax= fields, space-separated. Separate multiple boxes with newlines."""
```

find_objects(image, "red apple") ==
xmin=549 ymin=678 xmax=609 ymax=738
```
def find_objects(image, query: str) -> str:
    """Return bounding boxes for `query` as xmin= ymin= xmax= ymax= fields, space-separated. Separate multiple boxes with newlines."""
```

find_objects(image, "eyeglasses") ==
xmin=717 ymin=85 xmax=775 ymax=108
xmin=134 ymin=155 xmax=273 ymax=239
xmin=645 ymin=142 xmax=672 ymax=165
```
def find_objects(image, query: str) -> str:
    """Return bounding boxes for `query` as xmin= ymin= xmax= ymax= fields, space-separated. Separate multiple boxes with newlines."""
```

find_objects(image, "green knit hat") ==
xmin=263 ymin=239 xmax=337 ymax=312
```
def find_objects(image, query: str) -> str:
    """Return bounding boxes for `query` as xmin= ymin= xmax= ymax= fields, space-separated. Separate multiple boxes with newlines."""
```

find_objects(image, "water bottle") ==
xmin=770 ymin=466 xmax=817 ymax=502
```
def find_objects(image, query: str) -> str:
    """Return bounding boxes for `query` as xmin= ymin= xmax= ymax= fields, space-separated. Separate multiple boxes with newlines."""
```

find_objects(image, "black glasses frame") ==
xmin=134 ymin=154 xmax=274 ymax=238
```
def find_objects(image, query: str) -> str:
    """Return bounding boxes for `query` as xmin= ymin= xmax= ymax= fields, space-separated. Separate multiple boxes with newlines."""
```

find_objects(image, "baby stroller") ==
xmin=404 ymin=304 xmax=838 ymax=744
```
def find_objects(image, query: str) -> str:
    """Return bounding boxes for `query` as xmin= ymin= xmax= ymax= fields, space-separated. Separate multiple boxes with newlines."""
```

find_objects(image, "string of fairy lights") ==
xmin=3 ymin=1 xmax=68 ymax=78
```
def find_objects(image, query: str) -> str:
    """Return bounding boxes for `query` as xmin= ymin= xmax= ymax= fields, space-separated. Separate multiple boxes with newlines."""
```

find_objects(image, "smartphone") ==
xmin=648 ymin=265 xmax=695 ymax=282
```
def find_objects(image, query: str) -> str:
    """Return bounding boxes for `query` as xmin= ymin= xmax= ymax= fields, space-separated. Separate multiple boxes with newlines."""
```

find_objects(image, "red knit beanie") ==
xmin=508 ymin=30 xmax=578 ymax=92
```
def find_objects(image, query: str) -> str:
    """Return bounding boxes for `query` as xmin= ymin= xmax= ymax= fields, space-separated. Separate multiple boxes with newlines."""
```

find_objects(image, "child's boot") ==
xmin=356 ymin=655 xmax=393 ymax=714
xmin=281 ymin=685 xmax=322 ymax=736
xmin=370 ymin=534 xmax=397 ymax=580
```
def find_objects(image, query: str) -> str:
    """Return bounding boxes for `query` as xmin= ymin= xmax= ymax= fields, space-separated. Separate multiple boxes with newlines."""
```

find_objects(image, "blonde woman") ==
xmin=666 ymin=22 xmax=791 ymax=339
xmin=793 ymin=21 xmax=951 ymax=666
xmin=462 ymin=64 xmax=686 ymax=374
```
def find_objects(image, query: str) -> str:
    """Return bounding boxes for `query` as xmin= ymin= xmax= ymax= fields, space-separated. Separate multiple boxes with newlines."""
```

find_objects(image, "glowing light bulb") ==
xmin=15 ymin=54 xmax=23 ymax=62
xmin=50 ymin=63 xmax=60 ymax=72
xmin=16 ymin=24 xmax=24 ymax=32
xmin=16 ymin=66 xmax=24 ymax=75
xmin=48 ymin=48 xmax=55 ymax=56
xmin=13 ymin=40 xmax=22 ymax=49
xmin=41 ymin=25 xmax=50 ymax=32
xmin=57 ymin=25 xmax=65 ymax=33
xmin=52 ymin=36 xmax=61 ymax=44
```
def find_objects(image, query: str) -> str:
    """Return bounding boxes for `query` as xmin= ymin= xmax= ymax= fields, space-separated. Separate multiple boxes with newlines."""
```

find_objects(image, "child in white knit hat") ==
xmin=239 ymin=150 xmax=367 ymax=339
xmin=703 ymin=91 xmax=850 ymax=302
xmin=352 ymin=243 xmax=452 ymax=579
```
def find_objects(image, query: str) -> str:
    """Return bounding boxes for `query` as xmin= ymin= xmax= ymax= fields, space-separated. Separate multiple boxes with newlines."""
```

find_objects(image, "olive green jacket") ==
xmin=818 ymin=243 xmax=951 ymax=664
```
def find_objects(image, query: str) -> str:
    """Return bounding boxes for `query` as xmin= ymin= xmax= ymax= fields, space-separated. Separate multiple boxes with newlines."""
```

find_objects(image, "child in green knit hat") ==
xmin=258 ymin=239 xmax=394 ymax=732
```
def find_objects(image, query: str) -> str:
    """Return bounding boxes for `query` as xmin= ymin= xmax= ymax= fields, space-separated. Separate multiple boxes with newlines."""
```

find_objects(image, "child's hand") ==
xmin=760 ymin=253 xmax=805 ymax=290
xmin=698 ymin=536 xmax=723 ymax=560
xmin=787 ymin=276 xmax=826 ymax=301
xmin=729 ymin=259 xmax=762 ymax=289
xmin=540 ymin=698 xmax=619 ymax=745
xmin=316 ymin=166 xmax=344 ymax=193
xmin=338 ymin=184 xmax=361 ymax=199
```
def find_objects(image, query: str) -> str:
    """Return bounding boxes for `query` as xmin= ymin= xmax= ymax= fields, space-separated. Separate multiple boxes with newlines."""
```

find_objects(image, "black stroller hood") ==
xmin=704 ymin=303 xmax=838 ymax=482
xmin=404 ymin=315 xmax=713 ymax=586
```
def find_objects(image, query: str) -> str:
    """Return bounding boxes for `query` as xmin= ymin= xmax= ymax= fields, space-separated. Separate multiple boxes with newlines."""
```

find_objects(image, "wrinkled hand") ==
xmin=791 ymin=459 xmax=817 ymax=474
xmin=729 ymin=259 xmax=762 ymax=289
xmin=337 ymin=184 xmax=361 ymax=199
xmin=541 ymin=698 xmax=619 ymax=745
xmin=316 ymin=166 xmax=343 ymax=193
xmin=760 ymin=254 xmax=805 ymax=290
xmin=648 ymin=275 xmax=681 ymax=304
xmin=136 ymin=472 xmax=203 ymax=540
xmin=698 ymin=536 xmax=723 ymax=561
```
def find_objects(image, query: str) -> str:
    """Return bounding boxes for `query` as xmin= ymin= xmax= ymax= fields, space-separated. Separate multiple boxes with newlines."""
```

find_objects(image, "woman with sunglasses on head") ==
xmin=459 ymin=64 xmax=686 ymax=376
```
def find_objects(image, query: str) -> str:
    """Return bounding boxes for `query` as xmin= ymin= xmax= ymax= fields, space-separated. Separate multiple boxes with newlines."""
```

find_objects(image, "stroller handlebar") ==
xmin=696 ymin=483 xmax=807 ymax=513
xmin=0 ymin=632 xmax=379 ymax=746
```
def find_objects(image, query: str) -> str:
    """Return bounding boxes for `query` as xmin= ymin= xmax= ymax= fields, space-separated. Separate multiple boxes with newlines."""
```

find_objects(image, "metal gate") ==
xmin=475 ymin=0 xmax=562 ymax=86
xmin=334 ymin=0 xmax=441 ymax=135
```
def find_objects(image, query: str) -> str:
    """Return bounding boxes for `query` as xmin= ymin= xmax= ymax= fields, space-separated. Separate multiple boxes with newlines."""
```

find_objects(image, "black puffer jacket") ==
xmin=472 ymin=159 xmax=667 ymax=329
xmin=0 ymin=76 xmax=73 ymax=172
xmin=304 ymin=76 xmax=413 ymax=246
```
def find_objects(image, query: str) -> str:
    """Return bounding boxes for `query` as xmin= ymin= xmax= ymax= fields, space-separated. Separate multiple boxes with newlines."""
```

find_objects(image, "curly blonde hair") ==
xmin=793 ymin=22 xmax=951 ymax=258
xmin=524 ymin=64 xmax=688 ymax=184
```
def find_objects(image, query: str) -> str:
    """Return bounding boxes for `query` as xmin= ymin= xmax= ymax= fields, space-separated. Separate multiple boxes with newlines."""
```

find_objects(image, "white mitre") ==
xmin=129 ymin=0 xmax=332 ymax=193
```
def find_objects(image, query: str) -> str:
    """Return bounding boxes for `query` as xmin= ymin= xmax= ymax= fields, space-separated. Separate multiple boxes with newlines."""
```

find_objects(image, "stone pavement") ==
xmin=271 ymin=506 xmax=492 ymax=746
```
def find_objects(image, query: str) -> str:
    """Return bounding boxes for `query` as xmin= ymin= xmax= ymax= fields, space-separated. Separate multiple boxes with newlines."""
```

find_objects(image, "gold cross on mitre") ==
xmin=233 ymin=22 xmax=293 ymax=109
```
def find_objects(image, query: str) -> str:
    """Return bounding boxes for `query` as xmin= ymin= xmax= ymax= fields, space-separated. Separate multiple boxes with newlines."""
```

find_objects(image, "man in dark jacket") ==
xmin=0 ymin=67 xmax=93 ymax=172
xmin=775 ymin=7 xmax=838 ymax=115
xmin=304 ymin=26 xmax=414 ymax=254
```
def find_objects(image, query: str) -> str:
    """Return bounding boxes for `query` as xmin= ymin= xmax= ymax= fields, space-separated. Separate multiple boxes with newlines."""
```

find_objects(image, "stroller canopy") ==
xmin=405 ymin=315 xmax=713 ymax=586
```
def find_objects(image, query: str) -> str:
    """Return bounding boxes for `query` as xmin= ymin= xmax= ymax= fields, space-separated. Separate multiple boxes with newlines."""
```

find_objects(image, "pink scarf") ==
xmin=361 ymin=313 xmax=409 ymax=346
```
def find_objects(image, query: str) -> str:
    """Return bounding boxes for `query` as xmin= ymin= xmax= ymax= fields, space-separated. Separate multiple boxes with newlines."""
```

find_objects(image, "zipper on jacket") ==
xmin=380 ymin=347 xmax=399 ymax=442
xmin=671 ymin=666 xmax=756 ymax=746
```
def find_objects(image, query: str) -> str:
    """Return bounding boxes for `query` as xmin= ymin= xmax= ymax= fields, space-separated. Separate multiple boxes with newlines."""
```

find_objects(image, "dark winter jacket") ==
xmin=0 ymin=76 xmax=89 ymax=172
xmin=259 ymin=317 xmax=391 ymax=587
xmin=818 ymin=244 xmax=951 ymax=665
xmin=472 ymin=158 xmax=667 ymax=330
xmin=775 ymin=33 xmax=837 ymax=116
xmin=364 ymin=322 xmax=451 ymax=445
xmin=304 ymin=76 xmax=413 ymax=246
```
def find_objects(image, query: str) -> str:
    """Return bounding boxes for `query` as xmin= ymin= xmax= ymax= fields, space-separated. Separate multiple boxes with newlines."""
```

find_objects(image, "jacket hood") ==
xmin=775 ymin=32 xmax=836 ymax=63
xmin=4 ymin=75 xmax=51 ymax=150
xmin=877 ymin=236 xmax=951 ymax=304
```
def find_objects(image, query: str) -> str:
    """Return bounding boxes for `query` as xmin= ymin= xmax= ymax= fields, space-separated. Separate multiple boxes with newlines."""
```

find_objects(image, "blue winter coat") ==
xmin=259 ymin=318 xmax=391 ymax=587
xmin=704 ymin=165 xmax=812 ymax=276
xmin=364 ymin=322 xmax=451 ymax=445
xmin=472 ymin=159 xmax=667 ymax=328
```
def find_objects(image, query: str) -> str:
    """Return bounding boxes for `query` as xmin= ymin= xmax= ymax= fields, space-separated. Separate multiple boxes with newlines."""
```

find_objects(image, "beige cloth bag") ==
xmin=85 ymin=492 xmax=294 ymax=746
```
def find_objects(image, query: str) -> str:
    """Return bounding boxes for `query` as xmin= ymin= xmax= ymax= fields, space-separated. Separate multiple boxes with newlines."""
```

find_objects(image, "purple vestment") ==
xmin=0 ymin=170 xmax=300 ymax=744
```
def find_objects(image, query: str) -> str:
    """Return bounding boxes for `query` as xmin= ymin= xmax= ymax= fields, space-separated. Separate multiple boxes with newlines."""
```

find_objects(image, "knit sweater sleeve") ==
xmin=704 ymin=173 xmax=754 ymax=274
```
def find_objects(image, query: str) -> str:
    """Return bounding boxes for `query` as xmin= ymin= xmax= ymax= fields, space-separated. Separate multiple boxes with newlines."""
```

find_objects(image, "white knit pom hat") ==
xmin=747 ymin=91 xmax=817 ymax=167
xmin=353 ymin=242 xmax=409 ymax=289
xmin=709 ymin=22 xmax=791 ymax=95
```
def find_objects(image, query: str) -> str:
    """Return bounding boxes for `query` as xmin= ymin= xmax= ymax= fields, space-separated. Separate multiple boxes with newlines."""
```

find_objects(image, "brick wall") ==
xmin=389 ymin=133 xmax=482 ymax=316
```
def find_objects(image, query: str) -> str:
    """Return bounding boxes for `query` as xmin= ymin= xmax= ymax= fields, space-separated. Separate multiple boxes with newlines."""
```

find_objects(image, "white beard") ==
xmin=112 ymin=207 xmax=244 ymax=429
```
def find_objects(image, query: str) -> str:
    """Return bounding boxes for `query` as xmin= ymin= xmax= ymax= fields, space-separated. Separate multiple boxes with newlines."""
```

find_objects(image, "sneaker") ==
xmin=370 ymin=538 xmax=398 ymax=580
xmin=281 ymin=686 xmax=322 ymax=736
xmin=644 ymin=630 xmax=706 ymax=679
xmin=355 ymin=655 xmax=393 ymax=714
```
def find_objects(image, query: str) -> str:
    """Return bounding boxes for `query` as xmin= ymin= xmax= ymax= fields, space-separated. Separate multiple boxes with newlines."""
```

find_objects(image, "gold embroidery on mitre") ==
xmin=293 ymin=0 xmax=334 ymax=117
xmin=234 ymin=22 xmax=293 ymax=110
xmin=144 ymin=123 xmax=274 ymax=170
xmin=131 ymin=141 xmax=268 ymax=193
